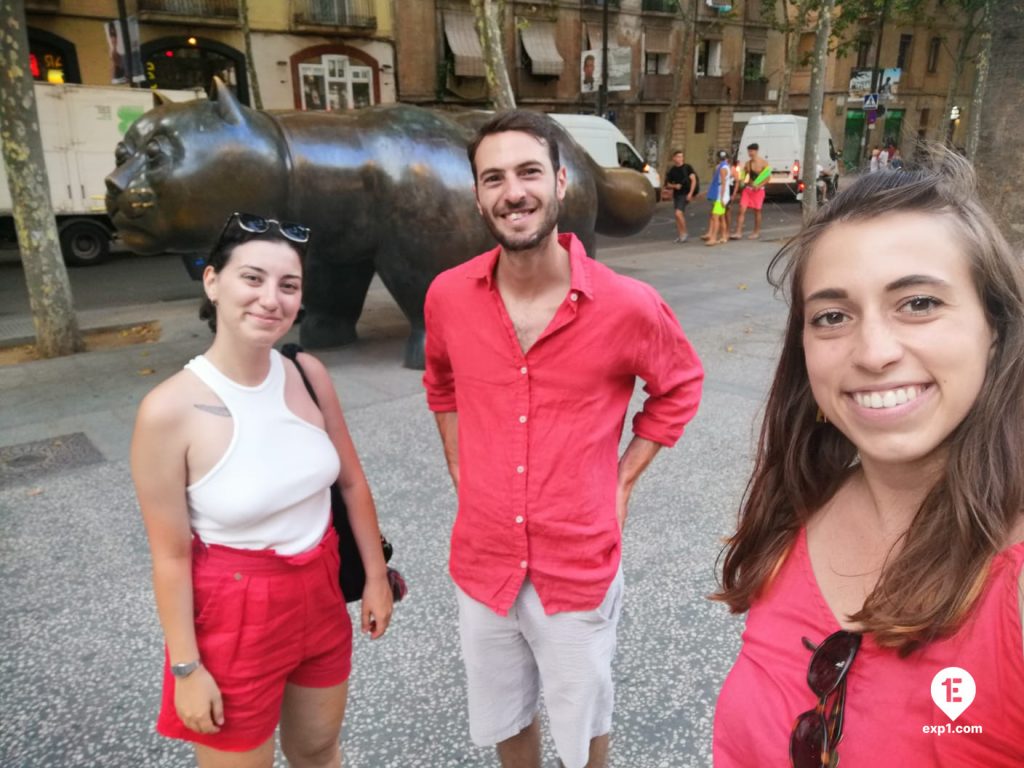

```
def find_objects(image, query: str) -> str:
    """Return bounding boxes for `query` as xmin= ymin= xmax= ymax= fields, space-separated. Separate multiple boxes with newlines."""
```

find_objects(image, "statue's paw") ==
xmin=299 ymin=315 xmax=359 ymax=349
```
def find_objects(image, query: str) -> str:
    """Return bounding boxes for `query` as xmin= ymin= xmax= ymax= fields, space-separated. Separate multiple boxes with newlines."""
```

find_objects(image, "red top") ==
xmin=423 ymin=233 xmax=703 ymax=615
xmin=714 ymin=527 xmax=1024 ymax=766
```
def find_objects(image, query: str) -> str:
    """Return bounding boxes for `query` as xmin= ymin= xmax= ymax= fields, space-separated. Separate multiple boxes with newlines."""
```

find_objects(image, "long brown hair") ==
xmin=714 ymin=149 xmax=1024 ymax=653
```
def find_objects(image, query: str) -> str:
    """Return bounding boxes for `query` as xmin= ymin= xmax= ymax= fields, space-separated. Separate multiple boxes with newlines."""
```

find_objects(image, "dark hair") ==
xmin=747 ymin=143 xmax=759 ymax=151
xmin=584 ymin=54 xmax=595 ymax=65
xmin=714 ymin=146 xmax=1024 ymax=653
xmin=199 ymin=225 xmax=307 ymax=333
xmin=672 ymin=149 xmax=683 ymax=157
xmin=466 ymin=110 xmax=562 ymax=182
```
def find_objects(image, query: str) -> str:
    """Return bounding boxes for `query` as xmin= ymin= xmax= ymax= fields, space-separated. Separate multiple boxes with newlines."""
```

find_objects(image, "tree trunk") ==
xmin=965 ymin=1 xmax=992 ymax=159
xmin=239 ymin=0 xmax=262 ymax=110
xmin=973 ymin=0 xmax=1024 ymax=249
xmin=658 ymin=1 xmax=693 ymax=170
xmin=471 ymin=0 xmax=516 ymax=111
xmin=941 ymin=22 xmax=973 ymax=145
xmin=0 ymin=2 xmax=83 ymax=357
xmin=802 ymin=0 xmax=835 ymax=224
xmin=778 ymin=0 xmax=811 ymax=113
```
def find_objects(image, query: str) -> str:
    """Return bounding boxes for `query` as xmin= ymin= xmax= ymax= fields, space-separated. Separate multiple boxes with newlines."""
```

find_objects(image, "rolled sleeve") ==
xmin=631 ymin=297 xmax=704 ymax=446
xmin=423 ymin=281 xmax=457 ymax=412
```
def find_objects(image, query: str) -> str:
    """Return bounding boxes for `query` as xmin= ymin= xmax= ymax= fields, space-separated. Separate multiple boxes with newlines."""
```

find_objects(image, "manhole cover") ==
xmin=0 ymin=433 xmax=105 ymax=487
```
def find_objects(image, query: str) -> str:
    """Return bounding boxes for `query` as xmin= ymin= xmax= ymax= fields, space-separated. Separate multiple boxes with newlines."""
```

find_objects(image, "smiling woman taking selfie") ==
xmin=131 ymin=213 xmax=392 ymax=768
xmin=712 ymin=152 xmax=1024 ymax=767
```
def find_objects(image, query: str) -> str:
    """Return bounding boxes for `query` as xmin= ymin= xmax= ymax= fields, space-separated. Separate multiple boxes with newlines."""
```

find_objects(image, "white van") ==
xmin=549 ymin=113 xmax=660 ymax=194
xmin=738 ymin=115 xmax=838 ymax=199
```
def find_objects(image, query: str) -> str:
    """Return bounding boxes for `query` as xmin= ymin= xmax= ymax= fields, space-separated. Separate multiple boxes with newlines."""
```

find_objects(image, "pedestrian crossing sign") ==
xmin=863 ymin=93 xmax=879 ymax=110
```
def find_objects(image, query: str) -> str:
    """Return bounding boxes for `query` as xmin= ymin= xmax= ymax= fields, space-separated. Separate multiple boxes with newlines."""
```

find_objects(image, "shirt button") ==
xmin=233 ymin=572 xmax=242 ymax=581
xmin=520 ymin=560 xmax=528 ymax=569
xmin=515 ymin=515 xmax=524 ymax=524
xmin=516 ymin=465 xmax=525 ymax=474
xmin=570 ymin=292 xmax=579 ymax=302
xmin=519 ymin=415 xmax=527 ymax=424
xmin=520 ymin=366 xmax=528 ymax=375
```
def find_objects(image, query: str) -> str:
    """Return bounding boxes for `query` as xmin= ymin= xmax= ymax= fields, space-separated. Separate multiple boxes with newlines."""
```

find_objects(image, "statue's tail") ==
xmin=592 ymin=161 xmax=657 ymax=237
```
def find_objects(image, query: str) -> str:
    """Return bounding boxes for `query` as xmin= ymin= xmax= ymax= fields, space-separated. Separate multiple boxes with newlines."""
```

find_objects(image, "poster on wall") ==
xmin=580 ymin=48 xmax=632 ymax=93
xmin=849 ymin=67 xmax=901 ymax=99
xmin=104 ymin=21 xmax=126 ymax=84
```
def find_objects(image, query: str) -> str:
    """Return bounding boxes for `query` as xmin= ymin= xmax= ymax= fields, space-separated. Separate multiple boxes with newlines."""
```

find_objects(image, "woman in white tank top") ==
xmin=131 ymin=213 xmax=392 ymax=766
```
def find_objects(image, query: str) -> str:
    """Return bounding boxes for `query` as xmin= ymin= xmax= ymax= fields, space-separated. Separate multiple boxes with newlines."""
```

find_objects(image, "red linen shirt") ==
xmin=423 ymin=233 xmax=703 ymax=615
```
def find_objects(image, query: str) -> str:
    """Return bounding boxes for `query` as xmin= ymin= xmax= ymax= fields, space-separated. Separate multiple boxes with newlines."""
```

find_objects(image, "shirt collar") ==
xmin=465 ymin=232 xmax=595 ymax=300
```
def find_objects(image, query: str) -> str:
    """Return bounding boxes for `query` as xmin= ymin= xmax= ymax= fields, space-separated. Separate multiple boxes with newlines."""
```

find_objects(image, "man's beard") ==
xmin=483 ymin=196 xmax=560 ymax=253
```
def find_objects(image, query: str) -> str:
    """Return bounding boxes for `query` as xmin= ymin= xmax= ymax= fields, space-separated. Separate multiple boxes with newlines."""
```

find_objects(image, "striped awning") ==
xmin=645 ymin=27 xmax=672 ymax=54
xmin=521 ymin=20 xmax=564 ymax=76
xmin=443 ymin=11 xmax=485 ymax=78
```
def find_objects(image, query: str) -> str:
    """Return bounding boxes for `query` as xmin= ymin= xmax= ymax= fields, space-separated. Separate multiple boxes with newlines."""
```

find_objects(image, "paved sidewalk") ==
xmin=0 ymin=231 xmax=795 ymax=767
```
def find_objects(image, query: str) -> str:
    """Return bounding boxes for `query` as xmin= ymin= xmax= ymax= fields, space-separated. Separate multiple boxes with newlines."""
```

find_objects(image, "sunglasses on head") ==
xmin=789 ymin=630 xmax=861 ymax=768
xmin=223 ymin=212 xmax=310 ymax=244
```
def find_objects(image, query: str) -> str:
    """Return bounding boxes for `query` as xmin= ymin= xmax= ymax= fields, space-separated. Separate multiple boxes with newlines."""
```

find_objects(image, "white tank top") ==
xmin=184 ymin=349 xmax=340 ymax=555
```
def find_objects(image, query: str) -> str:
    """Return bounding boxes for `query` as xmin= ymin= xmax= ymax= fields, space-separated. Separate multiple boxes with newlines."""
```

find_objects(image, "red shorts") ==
xmin=741 ymin=185 xmax=766 ymax=210
xmin=157 ymin=526 xmax=352 ymax=752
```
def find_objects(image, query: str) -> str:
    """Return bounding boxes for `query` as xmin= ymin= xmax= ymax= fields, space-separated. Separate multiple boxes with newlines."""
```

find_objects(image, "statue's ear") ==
xmin=152 ymin=91 xmax=173 ymax=107
xmin=211 ymin=76 xmax=245 ymax=124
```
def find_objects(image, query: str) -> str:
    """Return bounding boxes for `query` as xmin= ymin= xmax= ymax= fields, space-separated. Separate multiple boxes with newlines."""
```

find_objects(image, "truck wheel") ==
xmin=59 ymin=220 xmax=110 ymax=267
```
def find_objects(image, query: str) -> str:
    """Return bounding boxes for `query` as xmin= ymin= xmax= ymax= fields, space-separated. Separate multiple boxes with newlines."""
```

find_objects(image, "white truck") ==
xmin=0 ymin=82 xmax=201 ymax=266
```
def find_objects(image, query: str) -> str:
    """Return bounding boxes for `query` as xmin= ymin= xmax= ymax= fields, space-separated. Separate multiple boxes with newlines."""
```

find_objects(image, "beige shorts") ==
xmin=454 ymin=567 xmax=624 ymax=768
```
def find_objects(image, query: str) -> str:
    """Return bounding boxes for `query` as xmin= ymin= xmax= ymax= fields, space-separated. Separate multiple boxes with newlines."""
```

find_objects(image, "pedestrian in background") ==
xmin=702 ymin=149 xmax=731 ymax=245
xmin=713 ymin=151 xmax=1024 ymax=766
xmin=423 ymin=110 xmax=703 ymax=768
xmin=664 ymin=149 xmax=697 ymax=244
xmin=731 ymin=143 xmax=771 ymax=240
xmin=131 ymin=212 xmax=392 ymax=767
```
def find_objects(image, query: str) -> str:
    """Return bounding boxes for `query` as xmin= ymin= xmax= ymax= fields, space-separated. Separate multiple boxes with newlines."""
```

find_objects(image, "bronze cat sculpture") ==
xmin=105 ymin=79 xmax=656 ymax=368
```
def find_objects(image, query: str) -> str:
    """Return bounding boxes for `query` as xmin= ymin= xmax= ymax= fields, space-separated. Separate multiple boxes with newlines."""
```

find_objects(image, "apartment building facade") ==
xmin=23 ymin=0 xmax=397 ymax=111
xmin=785 ymin=0 xmax=982 ymax=170
xmin=395 ymin=0 xmax=788 ymax=178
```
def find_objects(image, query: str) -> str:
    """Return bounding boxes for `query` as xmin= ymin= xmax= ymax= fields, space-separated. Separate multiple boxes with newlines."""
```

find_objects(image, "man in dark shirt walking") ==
xmin=665 ymin=149 xmax=698 ymax=243
xmin=423 ymin=110 xmax=704 ymax=768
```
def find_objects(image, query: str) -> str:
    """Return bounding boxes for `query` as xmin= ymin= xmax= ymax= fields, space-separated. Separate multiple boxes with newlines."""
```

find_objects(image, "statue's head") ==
xmin=104 ymin=78 xmax=287 ymax=254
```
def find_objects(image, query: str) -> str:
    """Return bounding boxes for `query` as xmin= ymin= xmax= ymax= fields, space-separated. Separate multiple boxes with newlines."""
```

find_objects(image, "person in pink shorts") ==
xmin=731 ymin=143 xmax=771 ymax=240
xmin=713 ymin=149 xmax=1024 ymax=767
xmin=132 ymin=212 xmax=393 ymax=766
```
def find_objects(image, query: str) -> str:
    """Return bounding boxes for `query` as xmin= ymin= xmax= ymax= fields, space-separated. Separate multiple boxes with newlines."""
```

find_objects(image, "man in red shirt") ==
xmin=423 ymin=110 xmax=703 ymax=768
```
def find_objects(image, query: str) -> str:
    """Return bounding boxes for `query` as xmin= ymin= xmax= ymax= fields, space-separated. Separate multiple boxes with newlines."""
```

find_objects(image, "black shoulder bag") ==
xmin=280 ymin=344 xmax=406 ymax=603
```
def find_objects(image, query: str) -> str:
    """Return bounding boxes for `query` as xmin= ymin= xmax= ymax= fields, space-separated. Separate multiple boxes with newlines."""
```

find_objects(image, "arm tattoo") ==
xmin=193 ymin=404 xmax=231 ymax=418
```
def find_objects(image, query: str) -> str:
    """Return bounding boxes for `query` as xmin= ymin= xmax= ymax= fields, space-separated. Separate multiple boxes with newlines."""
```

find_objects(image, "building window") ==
xmin=856 ymin=38 xmax=871 ymax=69
xmin=919 ymin=107 xmax=930 ymax=128
xmin=645 ymin=52 xmax=670 ymax=75
xmin=695 ymin=40 xmax=722 ymax=77
xmin=142 ymin=37 xmax=248 ymax=105
xmin=927 ymin=37 xmax=941 ymax=73
xmin=743 ymin=50 xmax=764 ymax=81
xmin=897 ymin=34 xmax=913 ymax=70
xmin=28 ymin=28 xmax=82 ymax=84
xmin=695 ymin=111 xmax=706 ymax=134
xmin=299 ymin=54 xmax=374 ymax=110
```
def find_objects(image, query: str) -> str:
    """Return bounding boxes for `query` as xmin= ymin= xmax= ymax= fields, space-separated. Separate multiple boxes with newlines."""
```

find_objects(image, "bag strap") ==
xmin=280 ymin=343 xmax=320 ymax=407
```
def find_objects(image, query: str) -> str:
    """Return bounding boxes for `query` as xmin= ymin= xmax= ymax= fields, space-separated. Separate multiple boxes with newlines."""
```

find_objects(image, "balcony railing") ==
xmin=643 ymin=74 xmax=675 ymax=100
xmin=741 ymin=78 xmax=767 ymax=102
xmin=581 ymin=0 xmax=621 ymax=8
xmin=642 ymin=0 xmax=678 ymax=12
xmin=693 ymin=75 xmax=726 ymax=102
xmin=137 ymin=0 xmax=238 ymax=18
xmin=25 ymin=0 xmax=61 ymax=11
xmin=293 ymin=0 xmax=377 ymax=28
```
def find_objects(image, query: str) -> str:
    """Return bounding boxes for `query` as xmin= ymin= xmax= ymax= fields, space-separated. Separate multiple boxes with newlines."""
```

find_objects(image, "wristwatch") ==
xmin=171 ymin=659 xmax=202 ymax=679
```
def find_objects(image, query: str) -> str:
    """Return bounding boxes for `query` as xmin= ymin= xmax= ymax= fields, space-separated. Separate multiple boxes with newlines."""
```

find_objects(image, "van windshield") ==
xmin=616 ymin=142 xmax=644 ymax=171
